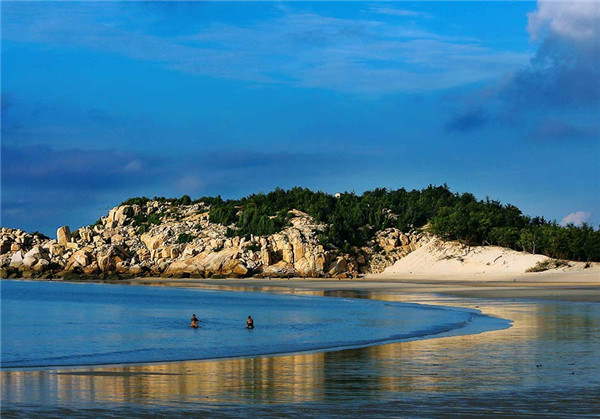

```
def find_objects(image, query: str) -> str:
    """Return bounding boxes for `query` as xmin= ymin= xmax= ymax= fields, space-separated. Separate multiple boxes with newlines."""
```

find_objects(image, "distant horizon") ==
xmin=2 ymin=1 xmax=599 ymax=236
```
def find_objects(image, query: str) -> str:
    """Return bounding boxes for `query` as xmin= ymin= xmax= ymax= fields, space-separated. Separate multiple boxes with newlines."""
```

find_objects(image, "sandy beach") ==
xmin=128 ymin=270 xmax=600 ymax=303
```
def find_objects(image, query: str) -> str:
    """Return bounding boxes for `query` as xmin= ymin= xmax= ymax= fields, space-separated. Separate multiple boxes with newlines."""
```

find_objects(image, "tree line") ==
xmin=121 ymin=186 xmax=600 ymax=261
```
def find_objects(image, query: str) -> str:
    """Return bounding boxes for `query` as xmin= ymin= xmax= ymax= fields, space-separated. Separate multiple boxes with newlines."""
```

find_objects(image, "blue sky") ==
xmin=2 ymin=1 xmax=599 ymax=236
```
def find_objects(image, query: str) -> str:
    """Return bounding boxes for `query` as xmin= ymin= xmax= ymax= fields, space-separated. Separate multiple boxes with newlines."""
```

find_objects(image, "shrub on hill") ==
xmin=176 ymin=233 xmax=195 ymax=244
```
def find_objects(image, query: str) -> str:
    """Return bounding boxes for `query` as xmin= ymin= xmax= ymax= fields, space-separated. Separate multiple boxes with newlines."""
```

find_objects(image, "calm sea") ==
xmin=1 ymin=280 xmax=506 ymax=368
xmin=3 ymin=280 xmax=599 ymax=416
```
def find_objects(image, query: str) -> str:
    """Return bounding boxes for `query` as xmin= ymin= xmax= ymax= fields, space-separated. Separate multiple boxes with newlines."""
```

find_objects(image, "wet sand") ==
xmin=128 ymin=273 xmax=600 ymax=302
xmin=2 ymin=275 xmax=600 ymax=416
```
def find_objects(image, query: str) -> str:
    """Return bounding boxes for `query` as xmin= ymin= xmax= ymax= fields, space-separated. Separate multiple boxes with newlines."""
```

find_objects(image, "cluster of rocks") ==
xmin=1 ymin=201 xmax=427 ymax=280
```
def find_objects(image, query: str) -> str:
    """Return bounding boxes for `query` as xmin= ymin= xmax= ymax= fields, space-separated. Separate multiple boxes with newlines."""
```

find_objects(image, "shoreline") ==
xmin=1 ymin=278 xmax=511 ymax=371
xmin=125 ymin=271 xmax=600 ymax=303
xmin=6 ymin=269 xmax=600 ymax=302
xmin=2 ymin=271 xmax=598 ymax=369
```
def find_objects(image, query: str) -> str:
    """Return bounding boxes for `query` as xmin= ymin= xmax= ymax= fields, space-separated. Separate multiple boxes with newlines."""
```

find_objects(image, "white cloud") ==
xmin=124 ymin=159 xmax=142 ymax=172
xmin=528 ymin=0 xmax=600 ymax=41
xmin=560 ymin=211 xmax=591 ymax=226
xmin=496 ymin=0 xmax=600 ymax=109
xmin=370 ymin=7 xmax=431 ymax=18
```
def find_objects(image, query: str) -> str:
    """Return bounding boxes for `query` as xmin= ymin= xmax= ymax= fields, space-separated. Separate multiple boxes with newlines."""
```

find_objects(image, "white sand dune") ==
xmin=375 ymin=238 xmax=600 ymax=281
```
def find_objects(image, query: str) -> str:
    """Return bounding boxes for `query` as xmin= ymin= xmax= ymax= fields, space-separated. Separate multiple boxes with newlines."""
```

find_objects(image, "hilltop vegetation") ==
xmin=3 ymin=185 xmax=597 ymax=280
xmin=123 ymin=186 xmax=600 ymax=262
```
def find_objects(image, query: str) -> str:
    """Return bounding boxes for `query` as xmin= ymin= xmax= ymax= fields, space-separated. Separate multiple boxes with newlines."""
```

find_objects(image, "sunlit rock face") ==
xmin=0 ymin=202 xmax=426 ymax=279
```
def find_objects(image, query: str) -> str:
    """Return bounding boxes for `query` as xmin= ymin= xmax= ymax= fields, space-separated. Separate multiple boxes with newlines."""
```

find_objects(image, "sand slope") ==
xmin=378 ymin=238 xmax=599 ymax=278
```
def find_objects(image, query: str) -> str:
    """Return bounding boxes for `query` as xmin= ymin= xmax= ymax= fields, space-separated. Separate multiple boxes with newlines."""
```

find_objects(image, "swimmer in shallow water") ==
xmin=190 ymin=314 xmax=200 ymax=328
xmin=246 ymin=315 xmax=254 ymax=329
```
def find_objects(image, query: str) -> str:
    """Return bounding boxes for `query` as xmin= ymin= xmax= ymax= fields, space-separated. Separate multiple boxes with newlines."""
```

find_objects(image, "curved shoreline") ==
xmin=2 ymin=276 xmax=598 ymax=417
xmin=1 ymin=279 xmax=510 ymax=370
xmin=125 ymin=274 xmax=600 ymax=302
xmin=1 ymin=313 xmax=499 ymax=371
xmin=5 ymin=271 xmax=598 ymax=370
xmin=6 ymin=269 xmax=600 ymax=302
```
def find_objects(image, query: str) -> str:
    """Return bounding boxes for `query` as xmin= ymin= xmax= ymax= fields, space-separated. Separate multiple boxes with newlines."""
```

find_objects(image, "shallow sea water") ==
xmin=1 ymin=280 xmax=504 ymax=368
xmin=2 ymin=281 xmax=600 ymax=416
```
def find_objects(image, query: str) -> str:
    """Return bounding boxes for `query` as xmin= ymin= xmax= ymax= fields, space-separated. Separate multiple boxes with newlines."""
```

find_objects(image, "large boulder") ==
xmin=197 ymin=248 xmax=241 ymax=276
xmin=129 ymin=265 xmax=145 ymax=276
xmin=22 ymin=255 xmax=39 ymax=268
xmin=165 ymin=248 xmax=246 ymax=277
xmin=108 ymin=205 xmax=135 ymax=227
xmin=32 ymin=259 xmax=50 ymax=272
xmin=49 ymin=244 xmax=65 ymax=256
xmin=97 ymin=251 xmax=115 ymax=272
xmin=96 ymin=244 xmax=131 ymax=272
xmin=294 ymin=257 xmax=313 ymax=276
xmin=164 ymin=259 xmax=205 ymax=276
xmin=262 ymin=261 xmax=297 ymax=277
xmin=110 ymin=234 xmax=126 ymax=245
xmin=78 ymin=227 xmax=93 ymax=243
xmin=66 ymin=250 xmax=92 ymax=269
xmin=9 ymin=250 xmax=24 ymax=268
xmin=57 ymin=226 xmax=72 ymax=246
xmin=327 ymin=256 xmax=348 ymax=276
xmin=282 ymin=243 xmax=294 ymax=263
xmin=24 ymin=245 xmax=45 ymax=260
xmin=141 ymin=232 xmax=167 ymax=251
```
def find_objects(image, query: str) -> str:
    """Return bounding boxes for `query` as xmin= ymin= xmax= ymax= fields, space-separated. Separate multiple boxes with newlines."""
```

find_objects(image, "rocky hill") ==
xmin=1 ymin=200 xmax=427 ymax=279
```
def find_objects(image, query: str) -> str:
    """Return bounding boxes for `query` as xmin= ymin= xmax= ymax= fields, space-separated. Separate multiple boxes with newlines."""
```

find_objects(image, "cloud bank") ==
xmin=560 ymin=211 xmax=592 ymax=227
xmin=446 ymin=0 xmax=600 ymax=134
xmin=506 ymin=0 xmax=600 ymax=107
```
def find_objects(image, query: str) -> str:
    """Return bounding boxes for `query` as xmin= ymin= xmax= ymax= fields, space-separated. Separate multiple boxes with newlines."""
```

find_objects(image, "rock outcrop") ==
xmin=0 ymin=202 xmax=426 ymax=280
xmin=57 ymin=226 xmax=72 ymax=246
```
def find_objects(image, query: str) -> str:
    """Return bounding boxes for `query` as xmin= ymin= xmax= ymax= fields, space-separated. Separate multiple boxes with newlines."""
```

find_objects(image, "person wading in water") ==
xmin=190 ymin=314 xmax=200 ymax=329
xmin=246 ymin=315 xmax=254 ymax=329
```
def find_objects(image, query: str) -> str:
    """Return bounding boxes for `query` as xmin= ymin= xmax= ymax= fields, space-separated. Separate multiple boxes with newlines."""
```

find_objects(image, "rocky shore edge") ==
xmin=1 ymin=200 xmax=427 ymax=280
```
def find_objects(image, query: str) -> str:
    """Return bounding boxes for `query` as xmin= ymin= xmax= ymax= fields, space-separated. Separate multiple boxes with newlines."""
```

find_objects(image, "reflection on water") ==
xmin=2 ymin=287 xmax=600 ymax=416
xmin=3 ymin=281 xmax=496 ymax=368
